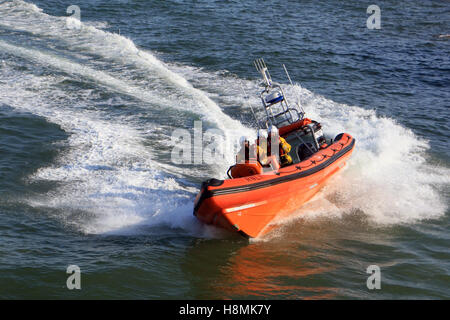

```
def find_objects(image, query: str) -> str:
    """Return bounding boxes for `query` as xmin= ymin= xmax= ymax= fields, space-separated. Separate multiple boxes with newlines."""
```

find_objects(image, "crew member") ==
xmin=268 ymin=125 xmax=292 ymax=167
xmin=236 ymin=136 xmax=250 ymax=163
xmin=256 ymin=129 xmax=269 ymax=166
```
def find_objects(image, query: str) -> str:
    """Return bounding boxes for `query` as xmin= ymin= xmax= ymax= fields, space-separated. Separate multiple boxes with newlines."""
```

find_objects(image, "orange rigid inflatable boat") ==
xmin=194 ymin=59 xmax=355 ymax=238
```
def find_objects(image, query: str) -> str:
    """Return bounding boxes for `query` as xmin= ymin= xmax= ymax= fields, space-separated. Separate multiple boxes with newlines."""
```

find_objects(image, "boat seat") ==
xmin=297 ymin=143 xmax=315 ymax=161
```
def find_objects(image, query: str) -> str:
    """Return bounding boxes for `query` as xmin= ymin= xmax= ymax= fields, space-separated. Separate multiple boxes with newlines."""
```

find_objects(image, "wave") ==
xmin=0 ymin=1 xmax=251 ymax=236
xmin=165 ymin=65 xmax=450 ymax=226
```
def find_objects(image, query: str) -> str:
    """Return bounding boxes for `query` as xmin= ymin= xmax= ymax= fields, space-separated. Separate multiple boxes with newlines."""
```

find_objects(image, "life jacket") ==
xmin=279 ymin=137 xmax=293 ymax=166
xmin=253 ymin=138 xmax=269 ymax=166
xmin=236 ymin=142 xmax=269 ymax=167
xmin=279 ymin=137 xmax=291 ymax=154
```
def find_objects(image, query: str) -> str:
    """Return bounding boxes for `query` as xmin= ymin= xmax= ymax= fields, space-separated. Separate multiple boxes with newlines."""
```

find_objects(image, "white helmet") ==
xmin=268 ymin=125 xmax=279 ymax=135
xmin=239 ymin=136 xmax=248 ymax=145
xmin=257 ymin=129 xmax=268 ymax=139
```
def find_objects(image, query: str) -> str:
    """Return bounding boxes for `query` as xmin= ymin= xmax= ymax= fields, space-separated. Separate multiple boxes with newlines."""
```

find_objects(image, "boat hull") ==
xmin=194 ymin=133 xmax=355 ymax=238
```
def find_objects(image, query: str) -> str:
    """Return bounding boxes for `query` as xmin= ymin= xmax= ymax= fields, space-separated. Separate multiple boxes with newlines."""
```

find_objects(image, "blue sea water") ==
xmin=0 ymin=0 xmax=449 ymax=299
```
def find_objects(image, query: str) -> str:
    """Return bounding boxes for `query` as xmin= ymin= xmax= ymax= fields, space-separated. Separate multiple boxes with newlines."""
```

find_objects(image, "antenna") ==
xmin=283 ymin=63 xmax=305 ymax=116
xmin=283 ymin=64 xmax=293 ymax=86
xmin=253 ymin=58 xmax=272 ymax=88
xmin=240 ymin=80 xmax=261 ymax=129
